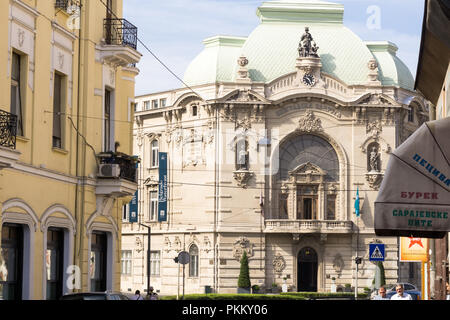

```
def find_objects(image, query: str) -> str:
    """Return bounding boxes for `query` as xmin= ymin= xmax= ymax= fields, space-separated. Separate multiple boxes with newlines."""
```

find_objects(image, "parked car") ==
xmin=60 ymin=292 xmax=130 ymax=300
xmin=386 ymin=283 xmax=421 ymax=300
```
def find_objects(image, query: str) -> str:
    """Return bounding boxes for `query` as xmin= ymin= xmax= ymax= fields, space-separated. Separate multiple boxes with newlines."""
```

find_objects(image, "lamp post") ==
xmin=139 ymin=223 xmax=151 ymax=297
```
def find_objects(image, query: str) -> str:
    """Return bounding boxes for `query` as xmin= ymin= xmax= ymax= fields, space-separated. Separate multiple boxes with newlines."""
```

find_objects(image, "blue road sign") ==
xmin=369 ymin=243 xmax=385 ymax=261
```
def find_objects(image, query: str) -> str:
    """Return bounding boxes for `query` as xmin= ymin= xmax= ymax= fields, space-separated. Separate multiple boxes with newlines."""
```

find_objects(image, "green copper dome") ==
xmin=183 ymin=0 xmax=415 ymax=90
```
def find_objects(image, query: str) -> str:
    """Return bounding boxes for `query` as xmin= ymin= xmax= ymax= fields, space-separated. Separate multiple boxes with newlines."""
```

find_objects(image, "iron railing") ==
xmin=0 ymin=110 xmax=17 ymax=149
xmin=55 ymin=0 xmax=79 ymax=11
xmin=97 ymin=152 xmax=139 ymax=183
xmin=104 ymin=18 xmax=138 ymax=50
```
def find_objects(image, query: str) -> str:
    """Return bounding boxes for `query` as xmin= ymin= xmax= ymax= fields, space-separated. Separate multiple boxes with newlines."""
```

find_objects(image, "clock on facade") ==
xmin=303 ymin=73 xmax=316 ymax=86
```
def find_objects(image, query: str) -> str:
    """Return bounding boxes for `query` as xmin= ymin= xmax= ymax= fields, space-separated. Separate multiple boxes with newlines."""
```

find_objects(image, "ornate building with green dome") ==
xmin=122 ymin=0 xmax=428 ymax=295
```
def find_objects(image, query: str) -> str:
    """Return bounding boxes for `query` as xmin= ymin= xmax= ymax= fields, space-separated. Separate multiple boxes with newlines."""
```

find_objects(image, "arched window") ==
xmin=189 ymin=244 xmax=199 ymax=277
xmin=279 ymin=134 xmax=339 ymax=182
xmin=151 ymin=140 xmax=159 ymax=168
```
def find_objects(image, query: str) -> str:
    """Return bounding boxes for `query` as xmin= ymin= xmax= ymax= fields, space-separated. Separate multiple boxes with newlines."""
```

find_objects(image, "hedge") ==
xmin=160 ymin=292 xmax=369 ymax=300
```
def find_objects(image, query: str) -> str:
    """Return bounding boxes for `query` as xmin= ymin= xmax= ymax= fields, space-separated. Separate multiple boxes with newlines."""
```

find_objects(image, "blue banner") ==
xmin=158 ymin=152 xmax=168 ymax=222
xmin=129 ymin=189 xmax=138 ymax=223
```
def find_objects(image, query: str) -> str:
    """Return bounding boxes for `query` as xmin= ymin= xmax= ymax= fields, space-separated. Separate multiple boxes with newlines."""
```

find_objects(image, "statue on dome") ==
xmin=298 ymin=27 xmax=319 ymax=58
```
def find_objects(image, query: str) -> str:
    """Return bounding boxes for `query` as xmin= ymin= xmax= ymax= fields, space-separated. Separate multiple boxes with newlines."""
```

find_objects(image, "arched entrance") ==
xmin=297 ymin=247 xmax=318 ymax=292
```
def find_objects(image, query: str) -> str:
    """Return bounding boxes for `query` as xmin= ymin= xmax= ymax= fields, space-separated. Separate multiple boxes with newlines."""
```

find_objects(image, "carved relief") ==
xmin=233 ymin=170 xmax=254 ymax=188
xmin=366 ymin=120 xmax=382 ymax=139
xmin=203 ymin=236 xmax=212 ymax=253
xmin=297 ymin=111 xmax=323 ymax=133
xmin=333 ymin=254 xmax=344 ymax=276
xmin=135 ymin=237 xmax=143 ymax=253
xmin=164 ymin=237 xmax=171 ymax=253
xmin=232 ymin=237 xmax=254 ymax=261
xmin=365 ymin=172 xmax=383 ymax=190
xmin=273 ymin=253 xmax=286 ymax=273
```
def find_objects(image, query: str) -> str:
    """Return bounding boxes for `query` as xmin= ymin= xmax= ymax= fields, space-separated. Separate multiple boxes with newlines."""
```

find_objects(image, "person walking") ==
xmin=372 ymin=286 xmax=389 ymax=300
xmin=146 ymin=286 xmax=159 ymax=300
xmin=132 ymin=290 xmax=144 ymax=300
xmin=390 ymin=283 xmax=412 ymax=300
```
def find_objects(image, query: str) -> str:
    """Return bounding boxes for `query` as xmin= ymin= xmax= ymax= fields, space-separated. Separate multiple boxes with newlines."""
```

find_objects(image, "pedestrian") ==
xmin=132 ymin=289 xmax=144 ymax=300
xmin=390 ymin=283 xmax=412 ymax=300
xmin=446 ymin=281 xmax=450 ymax=300
xmin=372 ymin=286 xmax=388 ymax=300
xmin=147 ymin=286 xmax=158 ymax=300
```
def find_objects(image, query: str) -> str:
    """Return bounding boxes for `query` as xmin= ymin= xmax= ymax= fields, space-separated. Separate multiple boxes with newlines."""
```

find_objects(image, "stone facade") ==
xmin=121 ymin=1 xmax=428 ymax=295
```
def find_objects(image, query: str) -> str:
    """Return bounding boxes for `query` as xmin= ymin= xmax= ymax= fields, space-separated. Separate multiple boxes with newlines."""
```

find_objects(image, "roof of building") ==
xmin=183 ymin=0 xmax=415 ymax=90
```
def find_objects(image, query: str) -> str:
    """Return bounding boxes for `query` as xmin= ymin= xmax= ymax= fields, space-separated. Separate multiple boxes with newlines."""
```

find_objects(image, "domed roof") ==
xmin=183 ymin=0 xmax=415 ymax=90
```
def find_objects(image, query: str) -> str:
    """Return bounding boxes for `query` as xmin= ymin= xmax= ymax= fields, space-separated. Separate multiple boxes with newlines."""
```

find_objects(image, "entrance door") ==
xmin=0 ymin=224 xmax=23 ymax=300
xmin=90 ymin=232 xmax=107 ymax=292
xmin=297 ymin=247 xmax=318 ymax=292
xmin=46 ymin=228 xmax=64 ymax=300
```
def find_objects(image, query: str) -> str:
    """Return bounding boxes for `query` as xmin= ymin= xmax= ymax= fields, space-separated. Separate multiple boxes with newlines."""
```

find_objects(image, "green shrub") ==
xmin=238 ymin=251 xmax=251 ymax=289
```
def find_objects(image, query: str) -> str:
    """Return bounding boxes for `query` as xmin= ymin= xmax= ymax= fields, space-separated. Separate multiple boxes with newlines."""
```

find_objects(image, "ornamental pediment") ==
xmin=219 ymin=89 xmax=269 ymax=104
xmin=356 ymin=93 xmax=395 ymax=106
xmin=289 ymin=162 xmax=326 ymax=176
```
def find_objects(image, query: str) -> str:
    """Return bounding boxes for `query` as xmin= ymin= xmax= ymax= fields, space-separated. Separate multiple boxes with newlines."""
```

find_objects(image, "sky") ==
xmin=123 ymin=0 xmax=425 ymax=96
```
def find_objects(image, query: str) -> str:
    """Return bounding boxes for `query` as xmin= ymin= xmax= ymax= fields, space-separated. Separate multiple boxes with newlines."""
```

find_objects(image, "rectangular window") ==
xmin=150 ymin=251 xmax=160 ymax=276
xmin=160 ymin=98 xmax=166 ymax=108
xmin=151 ymin=99 xmax=158 ymax=109
xmin=144 ymin=101 xmax=150 ymax=110
xmin=326 ymin=195 xmax=336 ymax=220
xmin=151 ymin=140 xmax=159 ymax=168
xmin=10 ymin=52 xmax=24 ymax=136
xmin=149 ymin=191 xmax=158 ymax=221
xmin=408 ymin=107 xmax=414 ymax=122
xmin=121 ymin=250 xmax=132 ymax=275
xmin=104 ymin=89 xmax=112 ymax=152
xmin=122 ymin=204 xmax=129 ymax=222
xmin=52 ymin=73 xmax=64 ymax=149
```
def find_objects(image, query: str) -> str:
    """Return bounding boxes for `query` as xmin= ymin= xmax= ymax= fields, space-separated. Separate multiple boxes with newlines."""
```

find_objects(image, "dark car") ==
xmin=60 ymin=292 xmax=130 ymax=300
xmin=386 ymin=283 xmax=421 ymax=300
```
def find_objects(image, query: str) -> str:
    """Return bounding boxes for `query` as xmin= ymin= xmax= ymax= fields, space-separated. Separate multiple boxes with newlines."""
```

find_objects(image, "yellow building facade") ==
xmin=0 ymin=0 xmax=141 ymax=300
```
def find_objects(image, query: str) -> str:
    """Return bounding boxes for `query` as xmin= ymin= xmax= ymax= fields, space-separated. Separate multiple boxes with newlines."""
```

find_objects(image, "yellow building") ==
xmin=0 ymin=0 xmax=141 ymax=300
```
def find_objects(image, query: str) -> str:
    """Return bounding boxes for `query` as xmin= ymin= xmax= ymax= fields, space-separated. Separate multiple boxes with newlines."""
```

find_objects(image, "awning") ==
xmin=375 ymin=117 xmax=450 ymax=238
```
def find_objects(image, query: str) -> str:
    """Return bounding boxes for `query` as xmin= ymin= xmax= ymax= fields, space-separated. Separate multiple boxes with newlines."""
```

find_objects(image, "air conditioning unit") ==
xmin=98 ymin=164 xmax=121 ymax=178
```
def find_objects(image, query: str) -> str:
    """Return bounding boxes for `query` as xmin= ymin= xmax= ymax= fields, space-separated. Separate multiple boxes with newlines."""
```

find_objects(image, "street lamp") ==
xmin=139 ymin=223 xmax=151 ymax=298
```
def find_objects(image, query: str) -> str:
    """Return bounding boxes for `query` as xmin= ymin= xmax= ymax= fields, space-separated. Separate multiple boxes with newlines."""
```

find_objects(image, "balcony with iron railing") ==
xmin=104 ymin=18 xmax=138 ymax=50
xmin=55 ymin=0 xmax=80 ymax=11
xmin=98 ymin=18 xmax=142 ymax=67
xmin=0 ymin=109 xmax=21 ymax=170
xmin=95 ymin=152 xmax=139 ymax=197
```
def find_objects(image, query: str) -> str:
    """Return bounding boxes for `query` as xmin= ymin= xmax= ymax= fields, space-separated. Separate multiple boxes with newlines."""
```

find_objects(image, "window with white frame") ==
xmin=144 ymin=101 xmax=150 ymax=110
xmin=152 ymin=99 xmax=159 ymax=109
xmin=121 ymin=250 xmax=132 ymax=275
xmin=189 ymin=244 xmax=199 ymax=277
xmin=122 ymin=204 xmax=129 ymax=222
xmin=149 ymin=191 xmax=158 ymax=221
xmin=11 ymin=52 xmax=24 ymax=137
xmin=151 ymin=140 xmax=159 ymax=167
xmin=150 ymin=251 xmax=160 ymax=276
xmin=160 ymin=98 xmax=166 ymax=108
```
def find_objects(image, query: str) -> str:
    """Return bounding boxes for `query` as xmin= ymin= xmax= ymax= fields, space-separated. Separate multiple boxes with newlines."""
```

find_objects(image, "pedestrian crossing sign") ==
xmin=369 ymin=243 xmax=385 ymax=261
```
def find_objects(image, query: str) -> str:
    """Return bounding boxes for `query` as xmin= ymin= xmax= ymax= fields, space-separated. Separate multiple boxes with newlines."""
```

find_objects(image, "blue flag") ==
xmin=355 ymin=187 xmax=360 ymax=217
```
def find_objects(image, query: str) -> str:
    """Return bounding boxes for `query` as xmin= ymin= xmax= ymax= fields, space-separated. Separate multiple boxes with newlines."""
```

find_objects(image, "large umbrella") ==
xmin=375 ymin=117 xmax=450 ymax=238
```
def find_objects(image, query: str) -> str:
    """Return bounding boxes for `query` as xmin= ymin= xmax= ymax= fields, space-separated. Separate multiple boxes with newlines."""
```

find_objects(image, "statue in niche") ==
xmin=236 ymin=139 xmax=249 ymax=170
xmin=368 ymin=145 xmax=380 ymax=172
xmin=298 ymin=27 xmax=319 ymax=58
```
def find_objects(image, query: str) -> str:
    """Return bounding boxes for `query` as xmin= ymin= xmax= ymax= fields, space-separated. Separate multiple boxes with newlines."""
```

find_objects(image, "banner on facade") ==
xmin=158 ymin=152 xmax=168 ymax=222
xmin=400 ymin=237 xmax=428 ymax=262
xmin=374 ymin=117 xmax=450 ymax=238
xmin=129 ymin=189 xmax=138 ymax=223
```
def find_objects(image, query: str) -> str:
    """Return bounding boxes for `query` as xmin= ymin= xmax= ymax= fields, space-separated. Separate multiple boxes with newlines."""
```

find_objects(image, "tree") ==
xmin=373 ymin=261 xmax=386 ymax=289
xmin=238 ymin=251 xmax=251 ymax=289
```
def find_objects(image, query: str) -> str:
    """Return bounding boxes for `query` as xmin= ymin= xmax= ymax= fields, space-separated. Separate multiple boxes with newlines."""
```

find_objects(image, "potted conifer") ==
xmin=237 ymin=251 xmax=251 ymax=294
